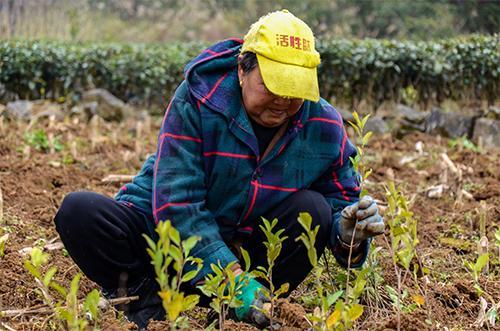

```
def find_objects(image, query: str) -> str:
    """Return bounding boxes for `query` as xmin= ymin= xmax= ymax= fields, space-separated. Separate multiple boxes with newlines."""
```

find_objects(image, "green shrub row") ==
xmin=0 ymin=35 xmax=498 ymax=109
xmin=317 ymin=35 xmax=499 ymax=107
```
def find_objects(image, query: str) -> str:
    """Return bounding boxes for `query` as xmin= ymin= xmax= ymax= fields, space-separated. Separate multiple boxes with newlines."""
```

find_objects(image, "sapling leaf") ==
xmin=241 ymin=247 xmax=251 ymax=271
xmin=327 ymin=290 xmax=344 ymax=307
xmin=360 ymin=113 xmax=371 ymax=129
xmin=43 ymin=266 xmax=58 ymax=287
xmin=182 ymin=294 xmax=199 ymax=311
xmin=142 ymin=234 xmax=156 ymax=252
xmin=24 ymin=260 xmax=41 ymax=280
xmin=83 ymin=289 xmax=100 ymax=321
xmin=169 ymin=245 xmax=182 ymax=263
xmin=50 ymin=282 xmax=68 ymax=298
xmin=348 ymin=303 xmax=364 ymax=321
xmin=251 ymin=270 xmax=268 ymax=280
xmin=274 ymin=283 xmax=289 ymax=297
xmin=182 ymin=236 xmax=200 ymax=254
xmin=181 ymin=270 xmax=200 ymax=283
xmin=475 ymin=253 xmax=489 ymax=274
xmin=169 ymin=226 xmax=181 ymax=246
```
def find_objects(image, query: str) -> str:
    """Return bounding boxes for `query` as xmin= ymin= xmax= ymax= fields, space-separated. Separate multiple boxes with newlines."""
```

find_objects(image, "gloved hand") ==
xmin=338 ymin=195 xmax=385 ymax=244
xmin=234 ymin=276 xmax=270 ymax=329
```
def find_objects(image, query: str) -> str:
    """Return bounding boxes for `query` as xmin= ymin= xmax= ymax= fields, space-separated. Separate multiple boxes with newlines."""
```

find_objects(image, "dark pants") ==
xmin=54 ymin=190 xmax=331 ymax=303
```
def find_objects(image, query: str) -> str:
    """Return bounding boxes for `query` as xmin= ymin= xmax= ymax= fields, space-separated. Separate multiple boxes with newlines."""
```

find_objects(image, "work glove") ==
xmin=233 ymin=276 xmax=270 ymax=329
xmin=337 ymin=195 xmax=385 ymax=244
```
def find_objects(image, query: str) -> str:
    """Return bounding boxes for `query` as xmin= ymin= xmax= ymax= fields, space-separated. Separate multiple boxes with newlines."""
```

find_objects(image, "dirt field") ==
xmin=0 ymin=108 xmax=498 ymax=330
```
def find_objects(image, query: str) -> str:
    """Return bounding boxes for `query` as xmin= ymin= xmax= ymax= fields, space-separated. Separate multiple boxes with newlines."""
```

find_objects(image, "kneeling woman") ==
xmin=54 ymin=10 xmax=384 ymax=329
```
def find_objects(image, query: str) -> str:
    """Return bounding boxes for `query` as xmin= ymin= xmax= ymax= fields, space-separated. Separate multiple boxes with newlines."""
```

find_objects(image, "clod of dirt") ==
xmin=275 ymin=299 xmax=309 ymax=329
xmin=224 ymin=320 xmax=259 ymax=331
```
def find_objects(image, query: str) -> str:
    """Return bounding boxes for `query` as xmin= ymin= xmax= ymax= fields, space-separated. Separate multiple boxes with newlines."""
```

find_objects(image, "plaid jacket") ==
xmin=116 ymin=39 xmax=367 ymax=282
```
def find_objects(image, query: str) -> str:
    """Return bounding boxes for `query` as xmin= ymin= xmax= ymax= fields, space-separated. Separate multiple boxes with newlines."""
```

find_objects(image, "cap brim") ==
xmin=257 ymin=54 xmax=320 ymax=103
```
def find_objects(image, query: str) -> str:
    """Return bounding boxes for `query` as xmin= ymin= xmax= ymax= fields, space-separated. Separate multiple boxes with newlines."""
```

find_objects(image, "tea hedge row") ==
xmin=0 ymin=35 xmax=498 ymax=109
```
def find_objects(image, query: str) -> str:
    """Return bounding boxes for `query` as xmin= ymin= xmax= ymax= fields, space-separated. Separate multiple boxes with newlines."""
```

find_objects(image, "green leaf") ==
xmin=348 ymin=304 xmax=364 ymax=321
xmin=475 ymin=253 xmax=489 ymax=273
xmin=182 ymin=294 xmax=200 ymax=311
xmin=182 ymin=236 xmax=199 ymax=255
xmin=43 ymin=266 xmax=58 ymax=287
xmin=169 ymin=245 xmax=182 ymax=263
xmin=83 ymin=289 xmax=100 ymax=321
xmin=274 ymin=283 xmax=289 ymax=297
xmin=240 ymin=247 xmax=251 ymax=271
xmin=181 ymin=270 xmax=200 ymax=283
xmin=327 ymin=290 xmax=344 ymax=307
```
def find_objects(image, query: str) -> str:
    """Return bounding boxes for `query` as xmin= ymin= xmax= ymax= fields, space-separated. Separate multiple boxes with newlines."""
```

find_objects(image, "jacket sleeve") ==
xmin=310 ymin=124 xmax=370 ymax=268
xmin=152 ymin=86 xmax=238 ymax=283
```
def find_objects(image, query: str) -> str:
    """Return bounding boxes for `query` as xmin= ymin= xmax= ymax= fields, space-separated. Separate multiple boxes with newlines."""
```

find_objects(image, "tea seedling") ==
xmin=384 ymin=182 xmax=420 ymax=331
xmin=198 ymin=259 xmax=249 ymax=331
xmin=143 ymin=220 xmax=203 ymax=329
xmin=251 ymin=217 xmax=289 ymax=327
xmin=24 ymin=247 xmax=101 ymax=330
xmin=296 ymin=212 xmax=366 ymax=330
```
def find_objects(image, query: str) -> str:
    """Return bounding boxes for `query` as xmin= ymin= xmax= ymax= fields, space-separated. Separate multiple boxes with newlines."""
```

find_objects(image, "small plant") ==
xmin=24 ymin=247 xmax=101 ymax=330
xmin=296 ymin=212 xmax=365 ymax=330
xmin=463 ymin=253 xmax=489 ymax=295
xmin=143 ymin=220 xmax=203 ymax=329
xmin=384 ymin=182 xmax=420 ymax=331
xmin=24 ymin=129 xmax=63 ymax=153
xmin=251 ymin=217 xmax=290 ymax=327
xmin=495 ymin=227 xmax=500 ymax=260
xmin=448 ymin=136 xmax=482 ymax=153
xmin=347 ymin=111 xmax=373 ymax=198
xmin=198 ymin=257 xmax=251 ymax=331
xmin=0 ymin=231 xmax=8 ymax=258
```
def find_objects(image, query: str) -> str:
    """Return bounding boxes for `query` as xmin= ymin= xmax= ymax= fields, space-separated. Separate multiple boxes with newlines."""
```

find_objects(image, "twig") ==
xmin=0 ymin=296 xmax=139 ymax=318
xmin=101 ymin=174 xmax=135 ymax=183
xmin=383 ymin=235 xmax=401 ymax=331
xmin=0 ymin=180 xmax=3 ymax=224
xmin=0 ymin=322 xmax=17 ymax=331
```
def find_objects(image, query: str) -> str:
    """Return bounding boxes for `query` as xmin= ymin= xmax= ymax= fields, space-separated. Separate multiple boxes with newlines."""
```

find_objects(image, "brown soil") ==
xmin=0 ymin=111 xmax=498 ymax=330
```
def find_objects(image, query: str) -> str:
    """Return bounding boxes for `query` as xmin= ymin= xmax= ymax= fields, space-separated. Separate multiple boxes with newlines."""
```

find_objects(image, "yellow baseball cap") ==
xmin=241 ymin=10 xmax=321 ymax=102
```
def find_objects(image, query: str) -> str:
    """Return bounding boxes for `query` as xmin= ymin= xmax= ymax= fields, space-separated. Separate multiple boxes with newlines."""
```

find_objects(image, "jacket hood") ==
xmin=184 ymin=39 xmax=243 ymax=115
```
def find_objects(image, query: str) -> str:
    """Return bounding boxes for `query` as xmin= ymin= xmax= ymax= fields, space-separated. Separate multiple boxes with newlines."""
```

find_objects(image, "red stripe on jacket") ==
xmin=331 ymin=171 xmax=350 ymax=202
xmin=201 ymin=73 xmax=229 ymax=104
xmin=160 ymin=132 xmax=202 ymax=143
xmin=203 ymin=151 xmax=255 ymax=159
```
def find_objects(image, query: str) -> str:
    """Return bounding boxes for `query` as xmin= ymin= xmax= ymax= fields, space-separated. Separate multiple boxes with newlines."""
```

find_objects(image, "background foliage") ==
xmin=0 ymin=0 xmax=498 ymax=43
xmin=0 ymin=35 xmax=498 ymax=108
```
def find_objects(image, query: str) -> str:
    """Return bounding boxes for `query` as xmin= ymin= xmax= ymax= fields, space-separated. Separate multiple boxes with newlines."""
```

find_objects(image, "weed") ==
xmin=448 ymin=136 xmax=482 ymax=153
xmin=24 ymin=247 xmax=101 ymax=330
xmin=24 ymin=129 xmax=63 ymax=153
xmin=463 ymin=253 xmax=489 ymax=295
xmin=143 ymin=220 xmax=203 ymax=329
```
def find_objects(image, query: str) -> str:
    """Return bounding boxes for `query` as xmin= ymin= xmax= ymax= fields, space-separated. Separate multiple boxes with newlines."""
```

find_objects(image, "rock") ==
xmin=32 ymin=107 xmax=65 ymax=122
xmin=365 ymin=116 xmax=390 ymax=134
xmin=0 ymin=83 xmax=19 ymax=103
xmin=472 ymin=118 xmax=500 ymax=148
xmin=486 ymin=106 xmax=500 ymax=120
xmin=5 ymin=100 xmax=34 ymax=121
xmin=425 ymin=108 xmax=476 ymax=138
xmin=396 ymin=104 xmax=428 ymax=124
xmin=81 ymin=89 xmax=131 ymax=121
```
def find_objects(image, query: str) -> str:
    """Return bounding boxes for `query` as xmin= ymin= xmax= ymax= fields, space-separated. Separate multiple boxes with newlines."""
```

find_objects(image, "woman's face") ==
xmin=238 ymin=63 xmax=304 ymax=128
